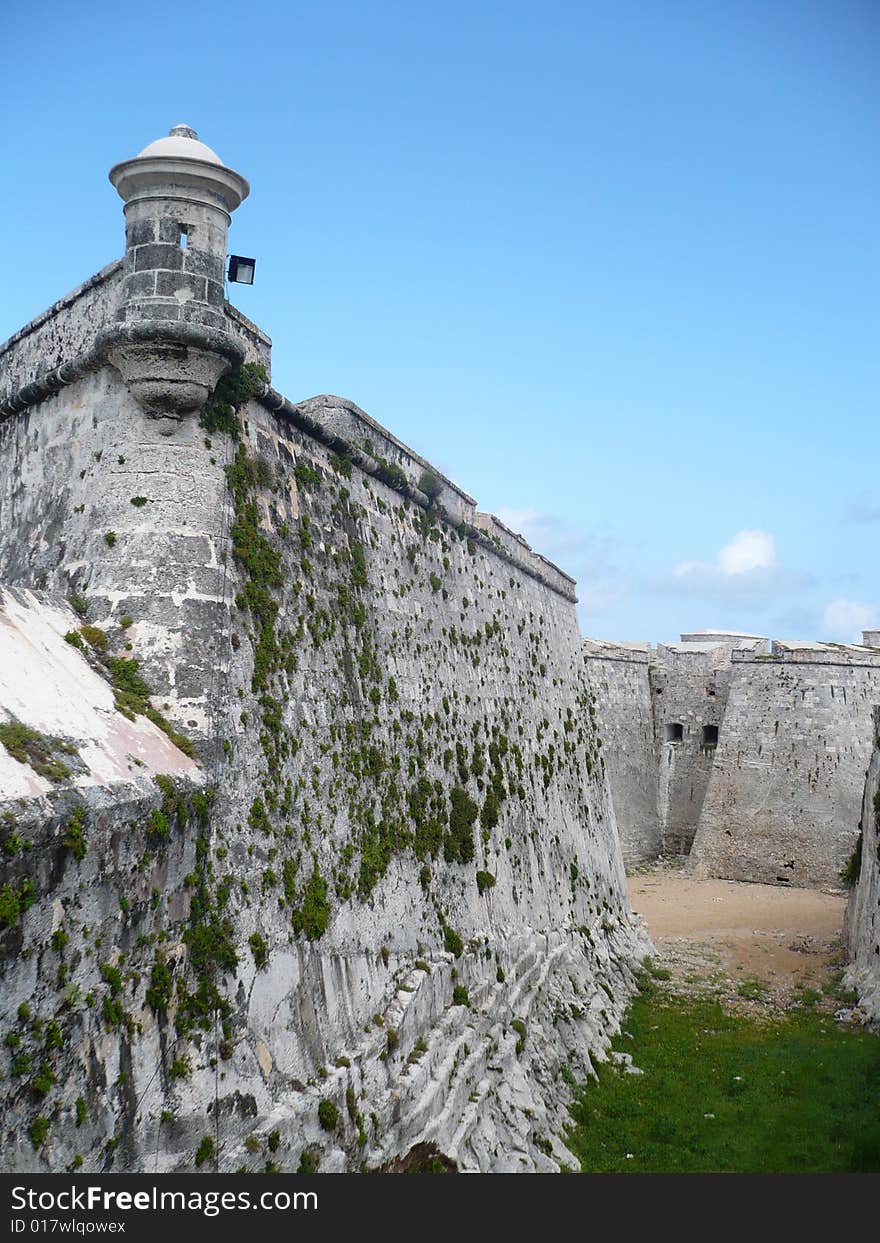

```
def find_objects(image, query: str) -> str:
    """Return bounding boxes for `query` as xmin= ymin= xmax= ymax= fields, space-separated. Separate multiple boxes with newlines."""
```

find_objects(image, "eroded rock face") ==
xmin=0 ymin=355 xmax=648 ymax=1172
xmin=844 ymin=710 xmax=880 ymax=1025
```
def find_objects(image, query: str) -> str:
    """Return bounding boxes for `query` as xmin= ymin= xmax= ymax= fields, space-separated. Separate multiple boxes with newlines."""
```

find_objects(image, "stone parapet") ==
xmin=0 ymin=262 xmax=123 ymax=400
xmin=224 ymin=303 xmax=272 ymax=372
xmin=732 ymin=643 xmax=880 ymax=668
xmin=255 ymin=388 xmax=579 ymax=604
xmin=582 ymin=638 xmax=651 ymax=665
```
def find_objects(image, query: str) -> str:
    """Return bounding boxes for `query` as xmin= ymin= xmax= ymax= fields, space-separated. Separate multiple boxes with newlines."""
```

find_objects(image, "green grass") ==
xmin=567 ymin=976 xmax=880 ymax=1172
xmin=736 ymin=977 xmax=770 ymax=1001
xmin=0 ymin=721 xmax=76 ymax=782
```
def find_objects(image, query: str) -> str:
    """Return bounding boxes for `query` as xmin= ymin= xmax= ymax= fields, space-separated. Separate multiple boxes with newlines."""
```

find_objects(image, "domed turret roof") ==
xmin=135 ymin=124 xmax=224 ymax=166
xmin=109 ymin=124 xmax=249 ymax=210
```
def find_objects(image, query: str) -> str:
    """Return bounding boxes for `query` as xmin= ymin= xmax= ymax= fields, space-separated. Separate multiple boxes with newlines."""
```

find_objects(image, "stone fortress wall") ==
xmin=844 ymin=707 xmax=880 ymax=1024
xmin=586 ymin=631 xmax=880 ymax=891
xmin=689 ymin=641 xmax=880 ymax=888
xmin=3 ymin=117 xmax=878 ymax=1176
xmin=580 ymin=639 xmax=659 ymax=867
xmin=0 ymin=125 xmax=648 ymax=1173
xmin=649 ymin=633 xmax=766 ymax=857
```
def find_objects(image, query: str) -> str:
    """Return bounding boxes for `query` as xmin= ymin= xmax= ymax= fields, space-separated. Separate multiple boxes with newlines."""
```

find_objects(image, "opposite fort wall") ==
xmin=689 ymin=645 xmax=880 ymax=888
xmin=650 ymin=638 xmax=765 ymax=856
xmin=844 ymin=708 xmax=880 ymax=1024
xmin=582 ymin=640 xmax=659 ymax=866
xmin=652 ymin=645 xmax=724 ymax=856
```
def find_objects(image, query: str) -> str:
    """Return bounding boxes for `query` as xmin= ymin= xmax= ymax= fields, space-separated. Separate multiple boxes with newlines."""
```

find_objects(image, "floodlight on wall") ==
xmin=228 ymin=255 xmax=256 ymax=285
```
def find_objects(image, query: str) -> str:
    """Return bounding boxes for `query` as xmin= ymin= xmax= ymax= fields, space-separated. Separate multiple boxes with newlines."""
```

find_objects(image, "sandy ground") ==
xmin=627 ymin=863 xmax=850 ymax=1014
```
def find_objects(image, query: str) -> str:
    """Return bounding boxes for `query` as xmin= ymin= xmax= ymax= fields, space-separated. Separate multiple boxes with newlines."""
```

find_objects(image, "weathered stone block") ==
xmin=205 ymin=278 xmax=225 ymax=307
xmin=156 ymin=217 xmax=188 ymax=244
xmin=125 ymin=217 xmax=156 ymax=247
xmin=155 ymin=271 xmax=207 ymax=301
xmin=183 ymin=249 xmax=225 ymax=283
xmin=121 ymin=271 xmax=156 ymax=301
xmin=180 ymin=303 xmax=226 ymax=330
xmin=133 ymin=242 xmax=183 ymax=273
xmin=121 ymin=300 xmax=180 ymax=322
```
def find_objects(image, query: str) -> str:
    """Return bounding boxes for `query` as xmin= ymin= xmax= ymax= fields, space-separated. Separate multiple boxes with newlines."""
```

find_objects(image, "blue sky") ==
xmin=3 ymin=0 xmax=877 ymax=643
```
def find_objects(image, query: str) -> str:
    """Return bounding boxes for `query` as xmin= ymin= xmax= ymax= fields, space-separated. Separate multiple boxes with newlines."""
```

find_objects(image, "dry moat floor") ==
xmin=628 ymin=863 xmax=849 ymax=1015
xmin=566 ymin=864 xmax=880 ymax=1173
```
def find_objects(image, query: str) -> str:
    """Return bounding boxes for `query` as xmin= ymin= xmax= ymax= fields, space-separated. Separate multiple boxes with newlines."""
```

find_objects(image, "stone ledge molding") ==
xmin=0 ymin=320 xmax=245 ymax=420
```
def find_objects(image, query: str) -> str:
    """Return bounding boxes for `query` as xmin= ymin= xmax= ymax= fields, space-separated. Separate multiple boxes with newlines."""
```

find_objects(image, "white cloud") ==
xmin=821 ymin=598 xmax=876 ymax=643
xmin=673 ymin=529 xmax=777 ymax=580
xmin=661 ymin=529 xmax=810 ymax=602
xmin=716 ymin=529 xmax=776 ymax=575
